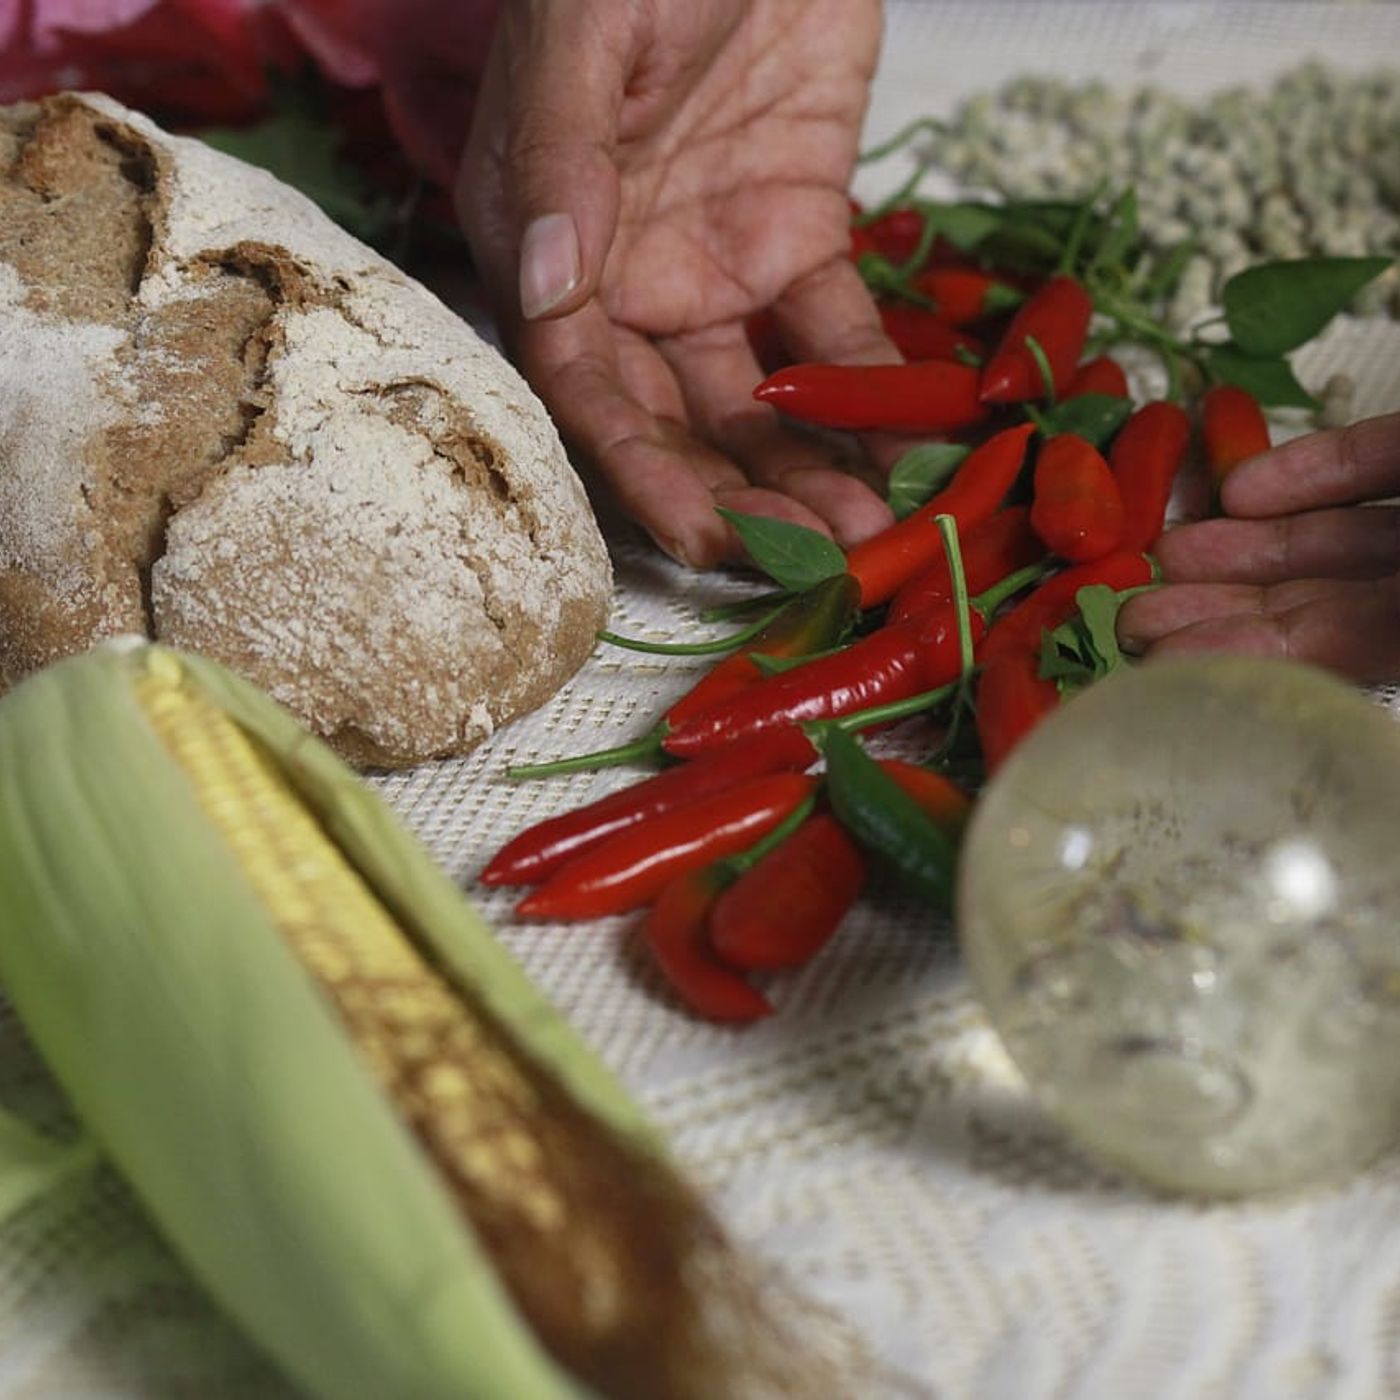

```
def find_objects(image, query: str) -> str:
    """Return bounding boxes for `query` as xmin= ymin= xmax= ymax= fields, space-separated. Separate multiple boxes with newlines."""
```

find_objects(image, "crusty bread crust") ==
xmin=0 ymin=93 xmax=611 ymax=767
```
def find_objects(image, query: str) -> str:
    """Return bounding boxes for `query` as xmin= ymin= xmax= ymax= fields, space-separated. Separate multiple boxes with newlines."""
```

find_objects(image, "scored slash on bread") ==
xmin=0 ymin=93 xmax=611 ymax=768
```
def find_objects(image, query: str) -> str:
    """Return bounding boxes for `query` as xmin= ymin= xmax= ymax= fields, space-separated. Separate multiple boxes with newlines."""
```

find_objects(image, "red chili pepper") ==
xmin=1109 ymin=400 xmax=1190 ymax=553
xmin=660 ymin=621 xmax=956 ymax=760
xmin=887 ymin=505 xmax=1045 ymax=629
xmin=976 ymin=650 xmax=1063 ymax=776
xmin=708 ymin=813 xmax=867 ymax=972
xmin=1201 ymin=383 xmax=1270 ymax=484
xmin=878 ymin=303 xmax=985 ymax=363
xmin=662 ymin=561 xmax=1045 ymax=760
xmin=845 ymin=422 xmax=1036 ymax=608
xmin=977 ymin=550 xmax=1158 ymax=663
xmin=642 ymin=866 xmax=773 ymax=1022
xmin=479 ymin=726 xmax=816 ymax=887
xmin=979 ymin=275 xmax=1094 ymax=404
xmin=877 ymin=759 xmax=972 ymax=833
xmin=974 ymin=553 xmax=1156 ymax=775
xmin=862 ymin=205 xmax=927 ymax=265
xmin=913 ymin=267 xmax=1023 ymax=327
xmin=752 ymin=360 xmax=986 ymax=433
xmin=1030 ymin=433 xmax=1126 ymax=563
xmin=1064 ymin=355 xmax=1129 ymax=401
xmin=516 ymin=772 xmax=816 ymax=919
xmin=665 ymin=574 xmax=860 ymax=729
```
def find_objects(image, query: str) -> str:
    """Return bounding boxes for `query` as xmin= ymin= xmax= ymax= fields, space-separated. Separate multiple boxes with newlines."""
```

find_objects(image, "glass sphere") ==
xmin=958 ymin=655 xmax=1400 ymax=1197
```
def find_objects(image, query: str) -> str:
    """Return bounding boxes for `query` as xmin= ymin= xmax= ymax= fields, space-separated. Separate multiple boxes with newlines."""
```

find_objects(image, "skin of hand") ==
xmin=455 ymin=0 xmax=900 ymax=569
xmin=1118 ymin=412 xmax=1400 ymax=683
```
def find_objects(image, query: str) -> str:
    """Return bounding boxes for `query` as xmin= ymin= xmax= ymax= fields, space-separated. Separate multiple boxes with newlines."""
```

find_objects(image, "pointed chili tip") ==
xmin=476 ymin=862 xmax=514 ymax=887
xmin=751 ymin=370 xmax=790 ymax=405
xmin=514 ymin=889 xmax=561 ymax=919
xmin=978 ymin=367 xmax=1016 ymax=405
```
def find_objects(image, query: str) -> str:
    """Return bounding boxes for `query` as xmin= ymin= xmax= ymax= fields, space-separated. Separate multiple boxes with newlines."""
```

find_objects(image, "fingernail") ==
xmin=649 ymin=530 xmax=695 ymax=570
xmin=519 ymin=213 xmax=580 ymax=319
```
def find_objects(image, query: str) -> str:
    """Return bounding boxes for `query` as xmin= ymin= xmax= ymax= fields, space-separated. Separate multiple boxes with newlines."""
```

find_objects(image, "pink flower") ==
xmin=276 ymin=0 xmax=498 ymax=184
xmin=0 ymin=0 xmax=287 ymax=123
xmin=0 ymin=0 xmax=500 ymax=185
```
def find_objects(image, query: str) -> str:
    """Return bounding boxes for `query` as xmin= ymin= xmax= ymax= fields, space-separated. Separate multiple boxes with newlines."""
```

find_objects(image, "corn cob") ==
xmin=0 ymin=641 xmax=841 ymax=1399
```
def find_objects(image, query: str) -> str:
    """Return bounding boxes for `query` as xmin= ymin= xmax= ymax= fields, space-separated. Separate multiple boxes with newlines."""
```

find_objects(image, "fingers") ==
xmin=768 ymin=253 xmax=931 ymax=479
xmin=1155 ymin=506 xmax=1400 ymax=585
xmin=1221 ymin=412 xmax=1400 ymax=518
xmin=456 ymin=4 xmax=631 ymax=322
xmin=1118 ymin=575 xmax=1400 ymax=685
xmin=658 ymin=319 xmax=895 ymax=549
xmin=770 ymin=253 xmax=898 ymax=366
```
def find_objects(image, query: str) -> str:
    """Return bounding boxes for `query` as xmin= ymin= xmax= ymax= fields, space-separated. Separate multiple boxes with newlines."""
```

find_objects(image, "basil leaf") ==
xmin=715 ymin=509 xmax=848 ymax=590
xmin=1033 ymin=393 xmax=1134 ymax=448
xmin=1037 ymin=584 xmax=1140 ymax=694
xmin=919 ymin=201 xmax=1007 ymax=251
xmin=1038 ymin=627 xmax=1096 ymax=689
xmin=1074 ymin=585 xmax=1133 ymax=678
xmin=1222 ymin=256 xmax=1393 ymax=356
xmin=886 ymin=443 xmax=969 ymax=519
xmin=1204 ymin=346 xmax=1318 ymax=409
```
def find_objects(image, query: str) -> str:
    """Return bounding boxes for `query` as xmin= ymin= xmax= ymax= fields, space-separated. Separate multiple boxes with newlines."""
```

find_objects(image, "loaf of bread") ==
xmin=0 ymin=93 xmax=611 ymax=768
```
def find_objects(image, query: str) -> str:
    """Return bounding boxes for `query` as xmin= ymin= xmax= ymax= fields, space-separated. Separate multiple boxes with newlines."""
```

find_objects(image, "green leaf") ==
xmin=1037 ymin=583 xmax=1144 ymax=694
xmin=1222 ymin=256 xmax=1393 ymax=356
xmin=918 ymin=201 xmax=1007 ymax=251
xmin=886 ymin=443 xmax=969 ymax=519
xmin=199 ymin=106 xmax=397 ymax=246
xmin=1075 ymin=584 xmax=1133 ymax=677
xmin=1032 ymin=393 xmax=1135 ymax=448
xmin=1204 ymin=346 xmax=1318 ymax=409
xmin=1038 ymin=626 xmax=1095 ymax=689
xmin=715 ymin=508 xmax=848 ymax=590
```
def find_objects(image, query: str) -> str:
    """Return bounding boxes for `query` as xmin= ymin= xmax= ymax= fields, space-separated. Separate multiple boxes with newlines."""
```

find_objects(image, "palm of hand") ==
xmin=459 ymin=0 xmax=894 ymax=566
xmin=599 ymin=0 xmax=882 ymax=338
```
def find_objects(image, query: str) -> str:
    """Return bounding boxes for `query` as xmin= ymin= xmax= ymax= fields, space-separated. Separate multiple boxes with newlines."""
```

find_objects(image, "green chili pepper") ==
xmin=817 ymin=726 xmax=957 ymax=908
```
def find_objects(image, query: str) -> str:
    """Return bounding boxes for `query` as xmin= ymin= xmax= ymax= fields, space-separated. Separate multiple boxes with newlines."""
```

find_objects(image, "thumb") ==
xmin=466 ymin=5 xmax=630 ymax=323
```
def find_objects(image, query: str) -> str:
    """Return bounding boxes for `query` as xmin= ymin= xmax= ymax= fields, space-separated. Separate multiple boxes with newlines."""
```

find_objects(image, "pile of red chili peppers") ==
xmin=481 ymin=183 xmax=1386 ymax=1025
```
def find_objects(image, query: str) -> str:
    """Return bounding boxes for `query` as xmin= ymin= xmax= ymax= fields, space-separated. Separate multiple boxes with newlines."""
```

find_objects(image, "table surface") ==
xmin=3 ymin=4 xmax=1400 ymax=1397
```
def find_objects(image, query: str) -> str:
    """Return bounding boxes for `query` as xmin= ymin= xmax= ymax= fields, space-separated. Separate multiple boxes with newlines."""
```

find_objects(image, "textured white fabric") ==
xmin=1 ymin=3 xmax=1399 ymax=1396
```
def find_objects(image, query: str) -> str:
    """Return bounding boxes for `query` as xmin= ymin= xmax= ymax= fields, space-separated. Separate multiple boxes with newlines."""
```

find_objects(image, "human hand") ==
xmin=455 ymin=0 xmax=898 ymax=569
xmin=1118 ymin=413 xmax=1400 ymax=682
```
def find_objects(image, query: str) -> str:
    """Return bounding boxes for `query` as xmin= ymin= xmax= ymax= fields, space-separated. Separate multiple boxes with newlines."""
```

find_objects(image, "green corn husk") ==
xmin=0 ymin=640 xmax=813 ymax=1400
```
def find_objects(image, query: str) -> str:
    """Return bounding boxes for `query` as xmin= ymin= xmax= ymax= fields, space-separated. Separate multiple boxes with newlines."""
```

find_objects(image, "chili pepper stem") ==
xmin=1023 ymin=334 xmax=1058 ymax=407
xmin=857 ymin=117 xmax=948 ymax=167
xmin=936 ymin=515 xmax=975 ymax=684
xmin=597 ymin=604 xmax=786 ymax=656
xmin=724 ymin=794 xmax=817 ymax=877
xmin=701 ymin=591 xmax=792 ymax=624
xmin=972 ymin=559 xmax=1055 ymax=616
xmin=1057 ymin=179 xmax=1108 ymax=276
xmin=820 ymin=680 xmax=961 ymax=735
xmin=507 ymin=729 xmax=668 ymax=780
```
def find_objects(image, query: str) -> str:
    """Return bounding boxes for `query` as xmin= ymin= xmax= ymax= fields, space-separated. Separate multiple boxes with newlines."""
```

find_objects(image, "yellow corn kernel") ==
xmin=130 ymin=667 xmax=719 ymax=1397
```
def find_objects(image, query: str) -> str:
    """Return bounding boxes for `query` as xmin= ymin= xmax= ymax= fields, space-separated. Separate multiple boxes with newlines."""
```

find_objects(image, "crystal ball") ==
xmin=957 ymin=655 xmax=1400 ymax=1197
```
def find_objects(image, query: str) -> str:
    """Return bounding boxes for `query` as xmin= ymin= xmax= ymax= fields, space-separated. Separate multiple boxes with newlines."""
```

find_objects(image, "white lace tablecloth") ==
xmin=3 ymin=3 xmax=1400 ymax=1397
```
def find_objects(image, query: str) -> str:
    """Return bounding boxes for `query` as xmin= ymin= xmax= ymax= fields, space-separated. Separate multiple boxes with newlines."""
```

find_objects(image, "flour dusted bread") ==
xmin=0 ymin=93 xmax=610 ymax=767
